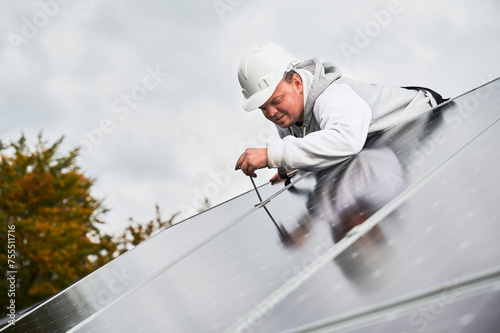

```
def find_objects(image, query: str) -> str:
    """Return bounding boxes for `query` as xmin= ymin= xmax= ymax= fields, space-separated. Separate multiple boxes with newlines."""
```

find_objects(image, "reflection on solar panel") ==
xmin=2 ymin=79 xmax=500 ymax=333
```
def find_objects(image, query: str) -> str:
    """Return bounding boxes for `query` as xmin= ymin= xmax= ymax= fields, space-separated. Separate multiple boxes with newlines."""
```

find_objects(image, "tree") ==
xmin=0 ymin=133 xmax=204 ymax=316
xmin=0 ymin=134 xmax=113 ymax=314
xmin=115 ymin=204 xmax=179 ymax=255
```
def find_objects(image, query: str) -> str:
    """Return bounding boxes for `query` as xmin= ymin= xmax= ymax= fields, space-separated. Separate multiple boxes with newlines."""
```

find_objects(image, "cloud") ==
xmin=1 ymin=0 xmax=500 ymax=234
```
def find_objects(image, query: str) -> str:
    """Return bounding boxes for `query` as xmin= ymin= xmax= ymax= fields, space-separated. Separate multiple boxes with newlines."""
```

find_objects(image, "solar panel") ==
xmin=2 ymin=79 xmax=499 ymax=332
xmin=0 ymin=183 xmax=285 ymax=332
xmin=241 ymin=109 xmax=500 ymax=333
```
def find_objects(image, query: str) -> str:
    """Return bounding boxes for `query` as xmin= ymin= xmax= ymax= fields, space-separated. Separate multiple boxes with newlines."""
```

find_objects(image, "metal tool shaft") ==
xmin=249 ymin=176 xmax=286 ymax=238
xmin=250 ymin=177 xmax=263 ymax=202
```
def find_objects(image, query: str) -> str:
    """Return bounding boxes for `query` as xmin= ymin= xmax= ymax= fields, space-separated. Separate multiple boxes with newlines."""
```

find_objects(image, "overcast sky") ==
xmin=2 ymin=0 xmax=500 ymax=235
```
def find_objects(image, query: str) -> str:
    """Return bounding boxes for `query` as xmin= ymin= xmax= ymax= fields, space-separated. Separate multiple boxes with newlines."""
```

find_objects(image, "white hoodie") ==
xmin=266 ymin=59 xmax=434 ymax=171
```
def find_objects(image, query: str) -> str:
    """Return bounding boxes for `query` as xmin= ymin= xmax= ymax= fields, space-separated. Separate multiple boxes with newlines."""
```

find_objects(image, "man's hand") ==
xmin=270 ymin=172 xmax=289 ymax=185
xmin=269 ymin=169 xmax=294 ymax=185
xmin=235 ymin=148 xmax=268 ymax=178
xmin=269 ymin=172 xmax=282 ymax=184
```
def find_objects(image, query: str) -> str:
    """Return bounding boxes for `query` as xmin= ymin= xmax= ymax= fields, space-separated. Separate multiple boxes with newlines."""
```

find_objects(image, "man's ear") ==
xmin=292 ymin=73 xmax=303 ymax=94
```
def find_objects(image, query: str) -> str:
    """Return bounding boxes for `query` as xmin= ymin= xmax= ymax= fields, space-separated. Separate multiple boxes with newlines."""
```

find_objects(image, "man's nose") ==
xmin=267 ymin=106 xmax=278 ymax=117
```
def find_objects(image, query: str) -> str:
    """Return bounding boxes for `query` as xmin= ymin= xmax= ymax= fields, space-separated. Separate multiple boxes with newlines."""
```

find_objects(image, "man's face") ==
xmin=259 ymin=74 xmax=304 ymax=128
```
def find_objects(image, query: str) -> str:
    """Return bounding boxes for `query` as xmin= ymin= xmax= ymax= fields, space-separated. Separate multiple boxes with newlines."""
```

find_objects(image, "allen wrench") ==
xmin=249 ymin=176 xmax=290 ymax=241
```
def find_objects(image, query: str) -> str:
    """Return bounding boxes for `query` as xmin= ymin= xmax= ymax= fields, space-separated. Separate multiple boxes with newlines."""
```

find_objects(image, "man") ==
xmin=234 ymin=42 xmax=445 ymax=181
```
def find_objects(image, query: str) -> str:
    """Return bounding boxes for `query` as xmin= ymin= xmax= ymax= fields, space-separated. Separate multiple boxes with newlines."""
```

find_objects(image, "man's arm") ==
xmin=267 ymin=83 xmax=372 ymax=171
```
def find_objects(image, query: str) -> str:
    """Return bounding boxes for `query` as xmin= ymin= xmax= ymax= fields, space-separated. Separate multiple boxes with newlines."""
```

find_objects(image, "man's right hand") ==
xmin=235 ymin=148 xmax=268 ymax=178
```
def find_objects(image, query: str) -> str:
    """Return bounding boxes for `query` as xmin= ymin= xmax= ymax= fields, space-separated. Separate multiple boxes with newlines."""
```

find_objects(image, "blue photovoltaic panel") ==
xmin=0 ymin=181 xmax=282 ymax=332
xmin=247 ymin=109 xmax=500 ymax=333
xmin=2 ymin=79 xmax=499 ymax=333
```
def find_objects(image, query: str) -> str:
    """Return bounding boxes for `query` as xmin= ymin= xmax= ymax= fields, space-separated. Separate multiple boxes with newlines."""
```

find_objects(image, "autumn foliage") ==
xmin=0 ymin=134 xmax=181 ymax=316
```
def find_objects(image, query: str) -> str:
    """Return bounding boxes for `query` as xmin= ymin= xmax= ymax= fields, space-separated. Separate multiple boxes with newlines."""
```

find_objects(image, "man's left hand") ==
xmin=235 ymin=148 xmax=268 ymax=178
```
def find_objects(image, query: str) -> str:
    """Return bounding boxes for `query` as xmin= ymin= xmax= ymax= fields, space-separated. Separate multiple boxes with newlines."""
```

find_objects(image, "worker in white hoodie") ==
xmin=234 ymin=42 xmax=446 ymax=181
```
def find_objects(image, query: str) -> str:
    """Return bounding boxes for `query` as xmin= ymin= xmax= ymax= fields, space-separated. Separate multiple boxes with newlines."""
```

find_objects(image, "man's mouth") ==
xmin=275 ymin=114 xmax=284 ymax=123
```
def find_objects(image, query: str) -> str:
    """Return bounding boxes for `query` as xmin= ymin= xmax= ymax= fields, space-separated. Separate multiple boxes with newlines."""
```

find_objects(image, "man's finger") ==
xmin=245 ymin=161 xmax=257 ymax=178
xmin=235 ymin=152 xmax=245 ymax=170
xmin=269 ymin=172 xmax=279 ymax=183
xmin=240 ymin=160 xmax=250 ymax=176
xmin=270 ymin=172 xmax=285 ymax=185
xmin=249 ymin=168 xmax=257 ymax=178
xmin=235 ymin=156 xmax=242 ymax=170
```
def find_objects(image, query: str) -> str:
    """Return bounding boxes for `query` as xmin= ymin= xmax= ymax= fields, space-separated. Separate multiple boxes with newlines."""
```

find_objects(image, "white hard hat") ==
xmin=237 ymin=42 xmax=297 ymax=111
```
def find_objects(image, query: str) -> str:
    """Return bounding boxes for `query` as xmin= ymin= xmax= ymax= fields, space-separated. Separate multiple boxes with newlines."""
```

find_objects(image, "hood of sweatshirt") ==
xmin=288 ymin=58 xmax=342 ymax=137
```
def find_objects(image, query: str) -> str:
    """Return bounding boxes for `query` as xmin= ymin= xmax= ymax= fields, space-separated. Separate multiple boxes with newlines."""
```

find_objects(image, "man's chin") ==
xmin=275 ymin=119 xmax=290 ymax=128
